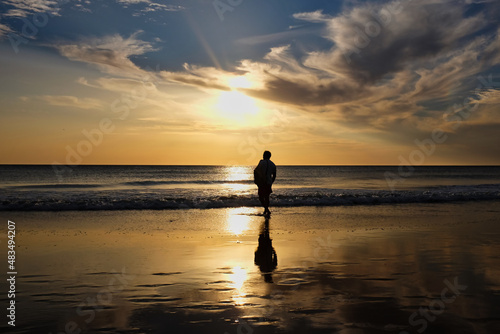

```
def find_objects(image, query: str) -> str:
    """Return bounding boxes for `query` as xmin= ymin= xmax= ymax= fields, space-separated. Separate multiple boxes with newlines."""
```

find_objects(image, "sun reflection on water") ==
xmin=229 ymin=266 xmax=248 ymax=305
xmin=223 ymin=166 xmax=252 ymax=182
xmin=221 ymin=166 xmax=254 ymax=194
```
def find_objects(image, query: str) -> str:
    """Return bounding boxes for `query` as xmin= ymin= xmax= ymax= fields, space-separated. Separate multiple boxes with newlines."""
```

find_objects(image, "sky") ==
xmin=0 ymin=0 xmax=499 ymax=165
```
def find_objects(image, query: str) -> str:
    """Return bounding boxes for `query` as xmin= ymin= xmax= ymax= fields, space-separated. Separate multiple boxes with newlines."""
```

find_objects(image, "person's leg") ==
xmin=259 ymin=186 xmax=271 ymax=214
xmin=264 ymin=194 xmax=270 ymax=214
xmin=258 ymin=188 xmax=266 ymax=212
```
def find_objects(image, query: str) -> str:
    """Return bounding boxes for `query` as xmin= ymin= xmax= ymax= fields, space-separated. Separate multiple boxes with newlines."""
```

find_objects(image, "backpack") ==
xmin=254 ymin=161 xmax=268 ymax=187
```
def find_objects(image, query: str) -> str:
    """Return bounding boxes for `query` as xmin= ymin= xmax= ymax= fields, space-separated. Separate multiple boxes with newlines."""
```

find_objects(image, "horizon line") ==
xmin=1 ymin=164 xmax=499 ymax=167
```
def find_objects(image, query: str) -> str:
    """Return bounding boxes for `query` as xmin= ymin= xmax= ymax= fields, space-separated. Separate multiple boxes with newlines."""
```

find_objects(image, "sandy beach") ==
xmin=1 ymin=201 xmax=499 ymax=333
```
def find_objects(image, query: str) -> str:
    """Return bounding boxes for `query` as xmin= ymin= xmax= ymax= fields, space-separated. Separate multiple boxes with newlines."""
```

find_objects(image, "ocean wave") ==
xmin=122 ymin=179 xmax=255 ymax=186
xmin=3 ymin=179 xmax=256 ymax=190
xmin=7 ymin=184 xmax=104 ymax=189
xmin=1 ymin=184 xmax=499 ymax=211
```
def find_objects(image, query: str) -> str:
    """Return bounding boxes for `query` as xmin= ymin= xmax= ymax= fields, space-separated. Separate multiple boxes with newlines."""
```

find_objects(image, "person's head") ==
xmin=263 ymin=151 xmax=271 ymax=160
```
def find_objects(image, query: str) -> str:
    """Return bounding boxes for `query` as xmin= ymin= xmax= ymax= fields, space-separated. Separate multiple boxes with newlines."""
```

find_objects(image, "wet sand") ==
xmin=2 ymin=201 xmax=500 ymax=333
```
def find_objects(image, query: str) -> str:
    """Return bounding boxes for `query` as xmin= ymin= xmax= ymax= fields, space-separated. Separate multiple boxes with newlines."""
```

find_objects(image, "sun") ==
xmin=217 ymin=91 xmax=258 ymax=121
xmin=228 ymin=76 xmax=252 ymax=88
xmin=215 ymin=76 xmax=259 ymax=124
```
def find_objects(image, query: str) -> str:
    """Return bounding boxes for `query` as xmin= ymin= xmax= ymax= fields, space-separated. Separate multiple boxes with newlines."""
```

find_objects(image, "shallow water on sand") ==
xmin=2 ymin=202 xmax=500 ymax=333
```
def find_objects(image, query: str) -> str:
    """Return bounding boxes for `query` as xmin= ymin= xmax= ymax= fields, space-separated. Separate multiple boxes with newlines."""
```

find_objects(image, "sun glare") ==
xmin=225 ymin=207 xmax=254 ymax=235
xmin=227 ymin=213 xmax=251 ymax=235
xmin=229 ymin=266 xmax=247 ymax=290
xmin=228 ymin=76 xmax=252 ymax=89
xmin=223 ymin=166 xmax=252 ymax=182
xmin=216 ymin=91 xmax=259 ymax=123
xmin=215 ymin=76 xmax=260 ymax=125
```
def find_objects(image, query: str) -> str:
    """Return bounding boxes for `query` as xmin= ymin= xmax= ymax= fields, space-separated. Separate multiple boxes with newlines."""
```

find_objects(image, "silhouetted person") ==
xmin=254 ymin=217 xmax=277 ymax=283
xmin=254 ymin=150 xmax=276 ymax=216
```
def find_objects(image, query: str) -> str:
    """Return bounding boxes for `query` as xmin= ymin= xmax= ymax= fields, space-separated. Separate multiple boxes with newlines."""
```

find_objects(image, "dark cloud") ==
xmin=243 ymin=76 xmax=363 ymax=106
xmin=229 ymin=0 xmax=500 ymax=130
xmin=303 ymin=1 xmax=492 ymax=82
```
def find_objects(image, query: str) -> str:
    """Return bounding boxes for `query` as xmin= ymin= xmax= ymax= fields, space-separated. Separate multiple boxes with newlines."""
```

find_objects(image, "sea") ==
xmin=0 ymin=165 xmax=499 ymax=211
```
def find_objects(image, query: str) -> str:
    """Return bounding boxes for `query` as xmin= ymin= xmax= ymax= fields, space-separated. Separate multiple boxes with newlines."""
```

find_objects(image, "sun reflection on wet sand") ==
xmin=229 ymin=266 xmax=248 ymax=305
xmin=225 ymin=207 xmax=254 ymax=235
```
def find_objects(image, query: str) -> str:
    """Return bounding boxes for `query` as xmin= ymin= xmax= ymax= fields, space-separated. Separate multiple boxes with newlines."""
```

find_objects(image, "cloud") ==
xmin=301 ymin=0 xmax=490 ymax=83
xmin=141 ymin=3 xmax=185 ymax=13
xmin=23 ymin=95 xmax=105 ymax=110
xmin=408 ymin=39 xmax=489 ymax=101
xmin=166 ymin=0 xmax=499 ymax=115
xmin=465 ymin=0 xmax=495 ymax=3
xmin=3 ymin=0 xmax=62 ymax=17
xmin=234 ymin=27 xmax=319 ymax=46
xmin=0 ymin=23 xmax=13 ymax=38
xmin=471 ymin=88 xmax=500 ymax=105
xmin=293 ymin=10 xmax=331 ymax=23
xmin=160 ymin=64 xmax=232 ymax=91
xmin=242 ymin=1 xmax=500 ymax=132
xmin=115 ymin=0 xmax=185 ymax=13
xmin=52 ymin=31 xmax=157 ymax=78
xmin=46 ymin=0 xmax=500 ymax=152
xmin=115 ymin=0 xmax=149 ymax=3
xmin=146 ymin=0 xmax=500 ymax=162
xmin=73 ymin=3 xmax=92 ymax=13
xmin=77 ymin=76 xmax=162 ymax=98
xmin=74 ymin=76 xmax=194 ymax=119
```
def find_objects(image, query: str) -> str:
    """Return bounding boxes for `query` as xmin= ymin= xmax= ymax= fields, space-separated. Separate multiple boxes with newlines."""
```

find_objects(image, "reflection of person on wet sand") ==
xmin=254 ymin=217 xmax=277 ymax=283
